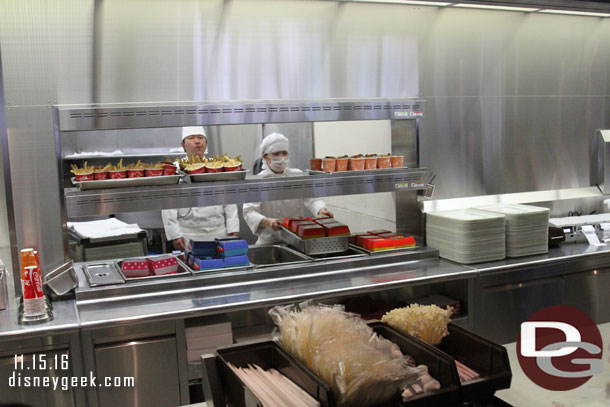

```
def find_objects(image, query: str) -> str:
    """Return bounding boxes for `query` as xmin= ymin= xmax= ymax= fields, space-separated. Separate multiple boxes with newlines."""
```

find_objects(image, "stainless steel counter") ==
xmin=1 ymin=242 xmax=610 ymax=338
xmin=0 ymin=271 xmax=79 ymax=340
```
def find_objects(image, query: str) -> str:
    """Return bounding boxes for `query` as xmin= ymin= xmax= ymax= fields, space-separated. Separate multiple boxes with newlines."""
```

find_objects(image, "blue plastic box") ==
xmin=189 ymin=240 xmax=217 ymax=257
xmin=193 ymin=257 xmax=224 ymax=270
xmin=223 ymin=255 xmax=249 ymax=267
xmin=217 ymin=239 xmax=248 ymax=258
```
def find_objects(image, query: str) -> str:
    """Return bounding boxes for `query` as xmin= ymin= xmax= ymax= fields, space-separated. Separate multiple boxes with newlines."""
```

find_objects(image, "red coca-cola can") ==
xmin=24 ymin=265 xmax=44 ymax=299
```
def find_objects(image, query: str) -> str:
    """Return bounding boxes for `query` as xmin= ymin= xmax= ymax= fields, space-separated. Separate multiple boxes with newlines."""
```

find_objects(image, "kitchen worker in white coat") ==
xmin=243 ymin=133 xmax=333 ymax=245
xmin=162 ymin=126 xmax=239 ymax=251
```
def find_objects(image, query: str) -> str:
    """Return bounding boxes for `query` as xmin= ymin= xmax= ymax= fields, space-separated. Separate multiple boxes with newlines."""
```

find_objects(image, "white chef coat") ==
xmin=243 ymin=168 xmax=326 ymax=245
xmin=162 ymin=205 xmax=239 ymax=242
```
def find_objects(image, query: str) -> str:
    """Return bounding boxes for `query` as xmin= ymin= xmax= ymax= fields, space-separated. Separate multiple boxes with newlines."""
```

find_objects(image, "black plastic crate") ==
xmin=367 ymin=321 xmax=462 ymax=407
xmin=216 ymin=340 xmax=332 ymax=407
xmin=436 ymin=323 xmax=512 ymax=400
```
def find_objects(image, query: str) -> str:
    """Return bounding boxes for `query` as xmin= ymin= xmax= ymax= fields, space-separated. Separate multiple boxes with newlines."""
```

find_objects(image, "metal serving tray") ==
xmin=247 ymin=244 xmax=312 ymax=267
xmin=83 ymin=263 xmax=125 ymax=287
xmin=179 ymin=257 xmax=253 ymax=275
xmin=186 ymin=169 xmax=249 ymax=182
xmin=71 ymin=174 xmax=180 ymax=190
xmin=116 ymin=256 xmax=191 ymax=282
xmin=349 ymin=243 xmax=421 ymax=255
xmin=280 ymin=226 xmax=349 ymax=255
xmin=308 ymin=166 xmax=409 ymax=176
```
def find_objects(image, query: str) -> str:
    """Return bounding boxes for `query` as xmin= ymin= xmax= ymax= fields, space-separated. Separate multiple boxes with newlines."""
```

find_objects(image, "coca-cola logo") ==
xmin=31 ymin=269 xmax=44 ymax=296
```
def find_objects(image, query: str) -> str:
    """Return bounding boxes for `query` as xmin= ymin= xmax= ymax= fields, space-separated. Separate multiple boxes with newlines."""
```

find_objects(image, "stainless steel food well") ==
xmin=246 ymin=245 xmax=312 ymax=268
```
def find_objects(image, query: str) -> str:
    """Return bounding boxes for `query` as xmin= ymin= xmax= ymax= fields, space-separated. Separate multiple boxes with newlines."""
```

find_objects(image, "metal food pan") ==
xmin=115 ymin=256 xmax=191 ymax=282
xmin=349 ymin=243 xmax=421 ymax=255
xmin=83 ymin=263 xmax=125 ymax=287
xmin=71 ymin=174 xmax=181 ymax=190
xmin=187 ymin=169 xmax=249 ymax=182
xmin=280 ymin=226 xmax=349 ymax=255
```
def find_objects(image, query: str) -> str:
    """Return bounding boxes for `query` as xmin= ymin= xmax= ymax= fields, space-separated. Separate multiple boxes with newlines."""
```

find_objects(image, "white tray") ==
xmin=71 ymin=174 xmax=181 ymax=190
xmin=187 ymin=170 xmax=249 ymax=182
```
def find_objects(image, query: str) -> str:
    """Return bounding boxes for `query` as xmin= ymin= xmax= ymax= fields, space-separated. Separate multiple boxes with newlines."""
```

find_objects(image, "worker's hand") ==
xmin=230 ymin=232 xmax=239 ymax=237
xmin=318 ymin=208 xmax=333 ymax=218
xmin=172 ymin=237 xmax=188 ymax=252
xmin=261 ymin=217 xmax=282 ymax=231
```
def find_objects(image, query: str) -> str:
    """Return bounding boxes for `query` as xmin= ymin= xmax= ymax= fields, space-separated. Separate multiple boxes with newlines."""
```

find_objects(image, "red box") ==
xmin=312 ymin=218 xmax=338 ymax=225
xmin=323 ymin=222 xmax=350 ymax=237
xmin=297 ymin=224 xmax=325 ymax=239
xmin=387 ymin=235 xmax=416 ymax=248
xmin=162 ymin=163 xmax=177 ymax=175
xmin=350 ymin=233 xmax=372 ymax=244
xmin=364 ymin=238 xmax=396 ymax=251
xmin=122 ymin=258 xmax=150 ymax=277
xmin=356 ymin=235 xmax=378 ymax=247
xmin=283 ymin=216 xmax=306 ymax=229
xmin=291 ymin=220 xmax=315 ymax=234
xmin=147 ymin=255 xmax=178 ymax=275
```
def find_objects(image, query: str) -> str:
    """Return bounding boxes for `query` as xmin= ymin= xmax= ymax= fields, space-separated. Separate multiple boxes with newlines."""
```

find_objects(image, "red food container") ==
xmin=364 ymin=238 xmax=396 ymax=251
xmin=75 ymin=172 xmax=94 ymax=181
xmin=291 ymin=220 xmax=315 ymax=234
xmin=121 ymin=258 xmax=150 ymax=278
xmin=390 ymin=155 xmax=404 ymax=168
xmin=322 ymin=159 xmax=336 ymax=173
xmin=146 ymin=168 xmax=163 ymax=177
xmin=147 ymin=255 xmax=179 ymax=275
xmin=223 ymin=164 xmax=241 ymax=172
xmin=205 ymin=165 xmax=223 ymax=173
xmin=348 ymin=157 xmax=365 ymax=171
xmin=162 ymin=163 xmax=177 ymax=175
xmin=387 ymin=235 xmax=416 ymax=248
xmin=350 ymin=233 xmax=372 ymax=244
xmin=283 ymin=217 xmax=306 ymax=230
xmin=335 ymin=158 xmax=348 ymax=172
xmin=187 ymin=165 xmax=206 ymax=174
xmin=109 ymin=170 xmax=127 ymax=179
xmin=364 ymin=157 xmax=377 ymax=170
xmin=128 ymin=169 xmax=145 ymax=178
xmin=94 ymin=171 xmax=108 ymax=180
xmin=298 ymin=224 xmax=326 ymax=239
xmin=377 ymin=156 xmax=391 ymax=169
xmin=356 ymin=235 xmax=378 ymax=247
xmin=309 ymin=158 xmax=322 ymax=171
xmin=23 ymin=265 xmax=44 ymax=299
xmin=323 ymin=222 xmax=351 ymax=237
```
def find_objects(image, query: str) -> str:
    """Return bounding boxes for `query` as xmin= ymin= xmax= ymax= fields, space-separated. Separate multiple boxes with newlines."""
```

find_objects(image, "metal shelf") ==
xmin=65 ymin=168 xmax=428 ymax=217
xmin=55 ymin=98 xmax=424 ymax=131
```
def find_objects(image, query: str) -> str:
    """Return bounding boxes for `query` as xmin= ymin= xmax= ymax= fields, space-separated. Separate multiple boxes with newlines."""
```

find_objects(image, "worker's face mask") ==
xmin=268 ymin=156 xmax=289 ymax=173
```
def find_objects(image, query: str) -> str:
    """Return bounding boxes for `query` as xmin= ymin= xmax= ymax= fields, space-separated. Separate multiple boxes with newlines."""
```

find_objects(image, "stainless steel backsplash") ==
xmin=0 ymin=0 xmax=609 ymax=274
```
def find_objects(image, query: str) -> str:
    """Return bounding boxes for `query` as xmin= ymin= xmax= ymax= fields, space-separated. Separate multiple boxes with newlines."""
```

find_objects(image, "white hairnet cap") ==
xmin=260 ymin=133 xmax=289 ymax=156
xmin=181 ymin=126 xmax=207 ymax=141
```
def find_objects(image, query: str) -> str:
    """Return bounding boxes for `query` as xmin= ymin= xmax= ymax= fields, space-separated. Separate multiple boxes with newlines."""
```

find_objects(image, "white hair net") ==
xmin=181 ymin=126 xmax=207 ymax=141
xmin=260 ymin=133 xmax=289 ymax=156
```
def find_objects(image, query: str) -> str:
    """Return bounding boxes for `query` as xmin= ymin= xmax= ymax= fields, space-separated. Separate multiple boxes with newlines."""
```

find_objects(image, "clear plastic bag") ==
xmin=269 ymin=302 xmax=425 ymax=407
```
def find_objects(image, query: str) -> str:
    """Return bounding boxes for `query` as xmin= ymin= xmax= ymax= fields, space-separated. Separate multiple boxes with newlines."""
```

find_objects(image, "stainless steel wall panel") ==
xmin=6 ymin=107 xmax=64 ymax=271
xmin=0 ymin=0 xmax=93 ymax=106
xmin=93 ymin=0 xmax=419 ymax=103
xmin=419 ymin=9 xmax=610 ymax=199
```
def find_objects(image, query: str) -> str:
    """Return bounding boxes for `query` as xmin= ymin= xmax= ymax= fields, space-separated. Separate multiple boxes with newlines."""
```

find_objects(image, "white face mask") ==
xmin=269 ymin=156 xmax=289 ymax=173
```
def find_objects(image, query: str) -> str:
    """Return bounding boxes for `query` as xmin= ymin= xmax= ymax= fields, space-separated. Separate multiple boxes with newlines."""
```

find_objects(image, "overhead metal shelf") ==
xmin=55 ymin=98 xmax=424 ymax=131
xmin=65 ymin=168 xmax=428 ymax=217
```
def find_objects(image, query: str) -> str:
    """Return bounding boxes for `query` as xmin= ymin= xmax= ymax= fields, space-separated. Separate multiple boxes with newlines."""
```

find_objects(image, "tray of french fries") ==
xmin=70 ymin=159 xmax=181 ymax=190
xmin=179 ymin=154 xmax=249 ymax=182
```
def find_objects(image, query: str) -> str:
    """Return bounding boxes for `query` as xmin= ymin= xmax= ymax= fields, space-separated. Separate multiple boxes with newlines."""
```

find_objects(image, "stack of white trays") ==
xmin=476 ymin=203 xmax=550 ymax=258
xmin=426 ymin=209 xmax=506 ymax=264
